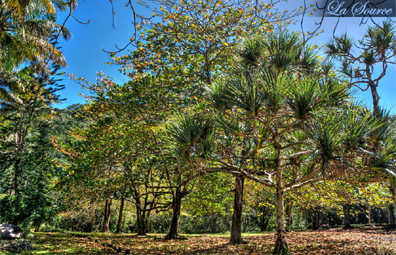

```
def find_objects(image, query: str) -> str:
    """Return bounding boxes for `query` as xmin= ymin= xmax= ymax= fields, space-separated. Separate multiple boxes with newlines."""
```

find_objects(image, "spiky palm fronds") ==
xmin=166 ymin=112 xmax=214 ymax=162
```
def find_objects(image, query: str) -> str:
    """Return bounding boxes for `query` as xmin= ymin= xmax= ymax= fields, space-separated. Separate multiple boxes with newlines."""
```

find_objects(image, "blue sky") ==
xmin=56 ymin=0 xmax=396 ymax=112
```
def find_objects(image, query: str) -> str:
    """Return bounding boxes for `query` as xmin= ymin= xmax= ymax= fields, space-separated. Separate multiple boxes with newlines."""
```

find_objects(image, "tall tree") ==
xmin=204 ymin=32 xmax=382 ymax=254
xmin=326 ymin=21 xmax=396 ymax=228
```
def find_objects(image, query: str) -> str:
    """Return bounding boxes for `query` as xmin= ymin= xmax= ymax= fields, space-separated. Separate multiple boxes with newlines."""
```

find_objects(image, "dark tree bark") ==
xmin=210 ymin=213 xmax=218 ymax=233
xmin=389 ymin=204 xmax=395 ymax=229
xmin=102 ymin=198 xmax=112 ymax=232
xmin=230 ymin=175 xmax=246 ymax=244
xmin=116 ymin=197 xmax=125 ymax=233
xmin=390 ymin=182 xmax=396 ymax=229
xmin=343 ymin=204 xmax=352 ymax=229
xmin=368 ymin=205 xmax=372 ymax=225
xmin=136 ymin=208 xmax=147 ymax=236
xmin=34 ymin=221 xmax=40 ymax=232
xmin=166 ymin=187 xmax=183 ymax=239
xmin=135 ymin=194 xmax=150 ymax=236
xmin=307 ymin=207 xmax=321 ymax=230
xmin=259 ymin=208 xmax=271 ymax=231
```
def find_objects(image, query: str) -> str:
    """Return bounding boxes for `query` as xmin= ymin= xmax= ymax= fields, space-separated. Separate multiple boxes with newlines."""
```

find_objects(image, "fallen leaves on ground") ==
xmin=5 ymin=228 xmax=395 ymax=254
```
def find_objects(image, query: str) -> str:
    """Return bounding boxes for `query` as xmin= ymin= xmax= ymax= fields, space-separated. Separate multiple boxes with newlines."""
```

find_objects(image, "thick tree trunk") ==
xmin=343 ymin=204 xmax=351 ymax=229
xmin=136 ymin=206 xmax=147 ymax=236
xmin=230 ymin=175 xmax=246 ymax=244
xmin=166 ymin=187 xmax=183 ymax=239
xmin=102 ymin=198 xmax=112 ymax=232
xmin=273 ymin=185 xmax=289 ymax=255
xmin=116 ymin=197 xmax=125 ymax=233
xmin=285 ymin=201 xmax=293 ymax=231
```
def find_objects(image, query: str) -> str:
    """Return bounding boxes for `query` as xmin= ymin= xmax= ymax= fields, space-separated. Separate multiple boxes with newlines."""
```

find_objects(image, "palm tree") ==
xmin=165 ymin=111 xmax=214 ymax=239
xmin=0 ymin=0 xmax=72 ymax=73
xmin=206 ymin=32 xmax=381 ymax=254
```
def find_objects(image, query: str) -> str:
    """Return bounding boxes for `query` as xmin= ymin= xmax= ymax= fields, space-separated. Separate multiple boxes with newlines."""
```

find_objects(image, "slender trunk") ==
xmin=285 ymin=201 xmax=293 ymax=232
xmin=370 ymin=83 xmax=380 ymax=113
xmin=101 ymin=200 xmax=108 ymax=232
xmin=343 ymin=204 xmax=351 ymax=229
xmin=273 ymin=154 xmax=289 ymax=255
xmin=34 ymin=221 xmax=40 ymax=232
xmin=368 ymin=205 xmax=372 ymax=225
xmin=166 ymin=187 xmax=183 ymax=239
xmin=116 ymin=197 xmax=125 ymax=233
xmin=211 ymin=213 xmax=218 ymax=233
xmin=102 ymin=198 xmax=112 ymax=232
xmin=273 ymin=185 xmax=289 ymax=254
xmin=230 ymin=175 xmax=245 ymax=244
xmin=390 ymin=182 xmax=396 ymax=229
xmin=90 ymin=206 xmax=96 ymax=232
xmin=389 ymin=204 xmax=395 ymax=229
xmin=260 ymin=208 xmax=271 ymax=231
xmin=223 ymin=203 xmax=230 ymax=231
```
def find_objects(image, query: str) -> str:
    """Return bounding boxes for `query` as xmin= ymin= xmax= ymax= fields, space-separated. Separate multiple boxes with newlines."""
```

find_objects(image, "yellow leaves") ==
xmin=318 ymin=55 xmax=323 ymax=60
xmin=137 ymin=23 xmax=141 ymax=30
xmin=160 ymin=5 xmax=164 ymax=11
xmin=224 ymin=42 xmax=229 ymax=46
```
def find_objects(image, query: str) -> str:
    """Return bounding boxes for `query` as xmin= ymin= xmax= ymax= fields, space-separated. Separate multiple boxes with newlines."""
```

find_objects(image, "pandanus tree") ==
xmin=325 ymin=21 xmax=396 ymax=227
xmin=325 ymin=20 xmax=396 ymax=113
xmin=204 ymin=32 xmax=382 ymax=254
xmin=165 ymin=112 xmax=214 ymax=239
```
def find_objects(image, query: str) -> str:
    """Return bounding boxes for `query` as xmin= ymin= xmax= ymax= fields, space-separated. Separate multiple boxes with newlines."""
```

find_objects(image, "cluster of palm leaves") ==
xmin=165 ymin=31 xmax=396 ymax=254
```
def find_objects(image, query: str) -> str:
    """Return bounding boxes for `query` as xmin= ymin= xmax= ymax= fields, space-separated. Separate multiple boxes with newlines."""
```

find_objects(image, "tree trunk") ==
xmin=390 ymin=181 xmax=396 ymax=229
xmin=34 ymin=221 xmax=40 ymax=232
xmin=116 ymin=197 xmax=125 ymax=233
xmin=368 ymin=205 xmax=372 ymax=225
xmin=260 ymin=208 xmax=271 ymax=231
xmin=389 ymin=204 xmax=395 ymax=229
xmin=102 ymin=198 xmax=112 ymax=232
xmin=166 ymin=187 xmax=183 ymax=239
xmin=90 ymin=206 xmax=96 ymax=232
xmin=370 ymin=83 xmax=380 ymax=113
xmin=285 ymin=201 xmax=293 ymax=231
xmin=273 ymin=185 xmax=289 ymax=255
xmin=136 ymin=206 xmax=147 ymax=236
xmin=210 ymin=213 xmax=218 ymax=233
xmin=223 ymin=203 xmax=231 ymax=232
xmin=230 ymin=175 xmax=246 ymax=244
xmin=343 ymin=204 xmax=351 ymax=229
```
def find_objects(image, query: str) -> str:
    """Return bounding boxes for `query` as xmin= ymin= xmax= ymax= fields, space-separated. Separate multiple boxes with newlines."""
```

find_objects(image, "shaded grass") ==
xmin=1 ymin=228 xmax=395 ymax=254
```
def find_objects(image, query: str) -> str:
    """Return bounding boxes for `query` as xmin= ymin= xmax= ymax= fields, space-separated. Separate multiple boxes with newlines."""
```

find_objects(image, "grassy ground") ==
xmin=1 ymin=228 xmax=396 ymax=254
